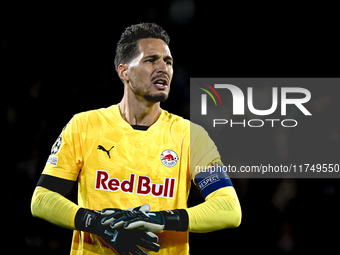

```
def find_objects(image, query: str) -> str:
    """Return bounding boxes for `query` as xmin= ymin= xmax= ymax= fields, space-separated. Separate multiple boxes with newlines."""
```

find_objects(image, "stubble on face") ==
xmin=129 ymin=74 xmax=168 ymax=102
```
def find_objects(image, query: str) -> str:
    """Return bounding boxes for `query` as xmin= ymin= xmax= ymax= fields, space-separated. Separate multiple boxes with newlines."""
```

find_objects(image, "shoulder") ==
xmin=161 ymin=110 xmax=207 ymax=138
xmin=74 ymin=106 xmax=113 ymax=121
xmin=67 ymin=105 xmax=115 ymax=132
xmin=72 ymin=105 xmax=114 ymax=123
xmin=161 ymin=110 xmax=190 ymax=131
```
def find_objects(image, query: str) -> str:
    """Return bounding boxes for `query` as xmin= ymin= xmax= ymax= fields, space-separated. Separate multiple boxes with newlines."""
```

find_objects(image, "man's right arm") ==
xmin=31 ymin=116 xmax=83 ymax=229
xmin=31 ymin=174 xmax=80 ymax=229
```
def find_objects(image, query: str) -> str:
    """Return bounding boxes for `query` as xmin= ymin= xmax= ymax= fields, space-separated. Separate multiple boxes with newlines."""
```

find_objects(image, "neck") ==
xmin=119 ymin=86 xmax=161 ymax=126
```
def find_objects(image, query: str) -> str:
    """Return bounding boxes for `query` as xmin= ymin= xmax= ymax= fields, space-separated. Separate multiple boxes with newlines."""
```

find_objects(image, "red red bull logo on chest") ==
xmin=160 ymin=149 xmax=179 ymax=167
xmin=95 ymin=170 xmax=176 ymax=199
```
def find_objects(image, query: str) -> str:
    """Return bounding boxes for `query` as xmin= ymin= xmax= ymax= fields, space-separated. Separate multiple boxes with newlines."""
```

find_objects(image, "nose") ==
xmin=155 ymin=59 xmax=168 ymax=73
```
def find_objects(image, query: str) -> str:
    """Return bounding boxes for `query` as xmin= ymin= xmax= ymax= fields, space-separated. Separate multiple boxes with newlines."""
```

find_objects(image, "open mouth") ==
xmin=153 ymin=78 xmax=168 ymax=89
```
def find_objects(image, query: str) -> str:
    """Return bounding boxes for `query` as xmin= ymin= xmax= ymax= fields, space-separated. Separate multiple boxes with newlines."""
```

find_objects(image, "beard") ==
xmin=131 ymin=82 xmax=169 ymax=103
xmin=144 ymin=93 xmax=169 ymax=102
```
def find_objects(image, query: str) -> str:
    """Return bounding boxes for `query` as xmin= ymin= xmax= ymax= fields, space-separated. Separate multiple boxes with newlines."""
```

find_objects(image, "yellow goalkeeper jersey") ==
xmin=42 ymin=104 xmax=220 ymax=255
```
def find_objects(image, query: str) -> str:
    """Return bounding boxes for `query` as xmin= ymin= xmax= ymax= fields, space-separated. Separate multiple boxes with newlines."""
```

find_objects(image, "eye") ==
xmin=145 ymin=58 xmax=155 ymax=63
xmin=165 ymin=60 xmax=173 ymax=66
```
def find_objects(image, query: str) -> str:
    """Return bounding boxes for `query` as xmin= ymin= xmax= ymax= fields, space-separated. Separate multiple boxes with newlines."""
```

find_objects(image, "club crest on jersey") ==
xmin=160 ymin=150 xmax=179 ymax=167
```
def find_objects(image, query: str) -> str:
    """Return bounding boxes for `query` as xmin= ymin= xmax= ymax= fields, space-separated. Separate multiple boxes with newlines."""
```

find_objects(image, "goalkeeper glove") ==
xmin=101 ymin=204 xmax=189 ymax=233
xmin=75 ymin=207 xmax=160 ymax=254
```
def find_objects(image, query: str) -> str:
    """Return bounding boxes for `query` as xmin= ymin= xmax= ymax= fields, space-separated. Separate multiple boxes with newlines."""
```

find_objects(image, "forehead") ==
xmin=137 ymin=38 xmax=172 ymax=57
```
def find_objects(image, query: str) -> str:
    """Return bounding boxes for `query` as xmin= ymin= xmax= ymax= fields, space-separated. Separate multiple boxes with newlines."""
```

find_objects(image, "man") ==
xmin=31 ymin=23 xmax=241 ymax=254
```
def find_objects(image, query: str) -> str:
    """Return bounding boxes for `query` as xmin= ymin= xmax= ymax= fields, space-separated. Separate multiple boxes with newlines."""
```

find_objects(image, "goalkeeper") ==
xmin=31 ymin=23 xmax=241 ymax=254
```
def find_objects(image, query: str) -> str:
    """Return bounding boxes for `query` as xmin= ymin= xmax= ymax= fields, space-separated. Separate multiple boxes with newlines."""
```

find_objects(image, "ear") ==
xmin=118 ymin=64 xmax=129 ymax=82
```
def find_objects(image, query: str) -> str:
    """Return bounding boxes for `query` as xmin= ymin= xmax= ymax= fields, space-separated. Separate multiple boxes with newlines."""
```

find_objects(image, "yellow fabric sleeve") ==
xmin=31 ymin=186 xmax=80 ymax=229
xmin=190 ymin=123 xmax=221 ymax=179
xmin=42 ymin=116 xmax=83 ymax=181
xmin=186 ymin=186 xmax=241 ymax=233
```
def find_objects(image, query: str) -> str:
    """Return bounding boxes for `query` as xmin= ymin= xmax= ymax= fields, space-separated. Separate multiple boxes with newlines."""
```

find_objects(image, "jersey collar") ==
xmin=111 ymin=104 xmax=167 ymax=132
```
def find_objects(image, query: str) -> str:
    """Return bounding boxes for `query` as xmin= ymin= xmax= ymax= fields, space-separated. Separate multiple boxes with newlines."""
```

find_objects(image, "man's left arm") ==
xmin=185 ymin=124 xmax=241 ymax=232
xmin=186 ymin=186 xmax=241 ymax=233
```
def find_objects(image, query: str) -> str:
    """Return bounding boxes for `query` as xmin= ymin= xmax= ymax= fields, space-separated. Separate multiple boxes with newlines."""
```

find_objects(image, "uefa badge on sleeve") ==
xmin=160 ymin=150 xmax=179 ymax=167
xmin=47 ymin=155 xmax=58 ymax=166
xmin=51 ymin=133 xmax=62 ymax=155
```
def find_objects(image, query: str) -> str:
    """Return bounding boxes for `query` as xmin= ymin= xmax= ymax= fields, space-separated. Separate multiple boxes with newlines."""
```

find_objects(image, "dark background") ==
xmin=2 ymin=2 xmax=339 ymax=254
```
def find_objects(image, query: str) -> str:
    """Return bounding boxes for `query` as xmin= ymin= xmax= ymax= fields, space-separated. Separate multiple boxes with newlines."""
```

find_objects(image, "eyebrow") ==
xmin=144 ymin=54 xmax=173 ymax=62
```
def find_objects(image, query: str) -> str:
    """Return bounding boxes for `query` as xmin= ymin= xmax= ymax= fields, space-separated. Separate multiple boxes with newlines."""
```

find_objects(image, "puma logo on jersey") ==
xmin=97 ymin=145 xmax=114 ymax=158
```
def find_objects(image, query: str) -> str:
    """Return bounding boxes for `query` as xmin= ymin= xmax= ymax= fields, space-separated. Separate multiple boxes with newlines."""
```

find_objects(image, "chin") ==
xmin=144 ymin=93 xmax=169 ymax=103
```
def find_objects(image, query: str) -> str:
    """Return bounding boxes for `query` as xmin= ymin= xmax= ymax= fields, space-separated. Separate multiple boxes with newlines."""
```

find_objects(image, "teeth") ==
xmin=155 ymin=80 xmax=165 ymax=85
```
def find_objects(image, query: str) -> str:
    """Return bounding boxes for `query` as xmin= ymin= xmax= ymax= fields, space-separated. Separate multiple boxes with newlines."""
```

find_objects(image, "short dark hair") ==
xmin=114 ymin=23 xmax=170 ymax=73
